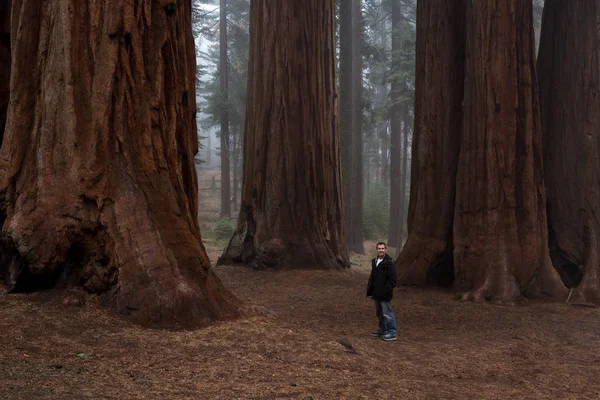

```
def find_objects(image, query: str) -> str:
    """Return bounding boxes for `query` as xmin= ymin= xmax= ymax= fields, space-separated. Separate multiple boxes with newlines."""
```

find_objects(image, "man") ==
xmin=366 ymin=242 xmax=397 ymax=341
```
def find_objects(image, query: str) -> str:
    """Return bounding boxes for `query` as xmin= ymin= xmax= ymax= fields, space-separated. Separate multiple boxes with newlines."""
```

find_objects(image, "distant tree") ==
xmin=388 ymin=0 xmax=415 ymax=251
xmin=340 ymin=0 xmax=365 ymax=254
xmin=194 ymin=0 xmax=249 ymax=211
xmin=219 ymin=0 xmax=349 ymax=270
xmin=219 ymin=0 xmax=231 ymax=217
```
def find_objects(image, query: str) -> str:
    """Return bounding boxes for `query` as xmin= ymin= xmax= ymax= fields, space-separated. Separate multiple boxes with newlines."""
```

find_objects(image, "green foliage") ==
xmin=193 ymin=0 xmax=249 ymax=136
xmin=193 ymin=0 xmax=248 ymax=182
xmin=214 ymin=218 xmax=234 ymax=241
xmin=359 ymin=0 xmax=417 ymax=181
xmin=363 ymin=180 xmax=390 ymax=240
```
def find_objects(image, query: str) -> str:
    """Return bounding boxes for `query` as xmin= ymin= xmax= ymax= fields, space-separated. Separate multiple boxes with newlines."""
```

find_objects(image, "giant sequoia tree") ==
xmin=538 ymin=0 xmax=600 ymax=304
xmin=0 ymin=0 xmax=240 ymax=328
xmin=395 ymin=1 xmax=463 ymax=287
xmin=397 ymin=0 xmax=566 ymax=302
xmin=219 ymin=0 xmax=349 ymax=270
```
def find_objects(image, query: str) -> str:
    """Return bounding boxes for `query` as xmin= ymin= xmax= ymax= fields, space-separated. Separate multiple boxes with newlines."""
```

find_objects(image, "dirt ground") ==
xmin=0 ymin=169 xmax=599 ymax=399
xmin=1 ymin=248 xmax=599 ymax=399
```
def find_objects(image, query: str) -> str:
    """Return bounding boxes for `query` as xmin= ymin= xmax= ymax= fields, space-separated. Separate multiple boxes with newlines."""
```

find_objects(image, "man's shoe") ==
xmin=381 ymin=334 xmax=397 ymax=341
xmin=371 ymin=331 xmax=384 ymax=337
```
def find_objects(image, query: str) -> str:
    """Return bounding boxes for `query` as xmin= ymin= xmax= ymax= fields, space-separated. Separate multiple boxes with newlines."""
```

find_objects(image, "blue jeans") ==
xmin=374 ymin=299 xmax=396 ymax=336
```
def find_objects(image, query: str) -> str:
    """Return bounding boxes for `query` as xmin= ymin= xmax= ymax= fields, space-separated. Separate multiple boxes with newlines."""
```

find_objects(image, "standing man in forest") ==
xmin=366 ymin=242 xmax=397 ymax=341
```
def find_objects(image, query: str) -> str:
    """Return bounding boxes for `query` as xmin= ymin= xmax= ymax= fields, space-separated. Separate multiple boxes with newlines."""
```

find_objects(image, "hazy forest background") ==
xmin=194 ymin=0 xmax=426 ymax=251
xmin=1 ymin=0 xmax=600 ymax=399
xmin=194 ymin=0 xmax=545 ymax=256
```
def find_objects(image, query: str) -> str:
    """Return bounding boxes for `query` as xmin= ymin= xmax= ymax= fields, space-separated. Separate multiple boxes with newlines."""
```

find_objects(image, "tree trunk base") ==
xmin=218 ymin=206 xmax=349 ymax=270
xmin=570 ymin=226 xmax=600 ymax=305
xmin=0 ymin=208 xmax=243 ymax=329
xmin=396 ymin=234 xmax=453 ymax=287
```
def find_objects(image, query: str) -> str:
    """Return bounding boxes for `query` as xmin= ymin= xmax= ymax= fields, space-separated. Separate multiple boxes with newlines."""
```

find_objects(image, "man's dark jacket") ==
xmin=366 ymin=254 xmax=397 ymax=301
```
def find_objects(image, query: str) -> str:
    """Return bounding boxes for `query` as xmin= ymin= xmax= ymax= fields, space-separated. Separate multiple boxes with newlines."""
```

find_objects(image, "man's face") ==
xmin=377 ymin=244 xmax=386 ymax=258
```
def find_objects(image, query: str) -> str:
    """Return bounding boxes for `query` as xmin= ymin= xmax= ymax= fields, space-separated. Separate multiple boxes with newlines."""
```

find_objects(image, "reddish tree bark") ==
xmin=396 ymin=0 xmax=566 ymax=302
xmin=453 ymin=0 xmax=564 ymax=302
xmin=0 ymin=0 xmax=9 ymax=144
xmin=219 ymin=0 xmax=349 ymax=270
xmin=395 ymin=1 xmax=464 ymax=286
xmin=219 ymin=0 xmax=231 ymax=217
xmin=0 ymin=0 xmax=241 ymax=328
xmin=538 ymin=0 xmax=600 ymax=304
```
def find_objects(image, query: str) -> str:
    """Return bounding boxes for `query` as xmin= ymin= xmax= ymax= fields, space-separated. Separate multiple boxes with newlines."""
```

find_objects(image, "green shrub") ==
xmin=214 ymin=218 xmax=234 ymax=241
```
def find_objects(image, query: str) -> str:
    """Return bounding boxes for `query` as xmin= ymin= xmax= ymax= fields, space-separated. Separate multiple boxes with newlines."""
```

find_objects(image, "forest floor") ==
xmin=0 ymin=168 xmax=599 ymax=399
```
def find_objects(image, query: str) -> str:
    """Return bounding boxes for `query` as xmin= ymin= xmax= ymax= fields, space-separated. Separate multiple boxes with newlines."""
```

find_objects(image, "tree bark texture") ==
xmin=219 ymin=0 xmax=231 ymax=217
xmin=339 ymin=0 xmax=364 ymax=255
xmin=538 ymin=0 xmax=600 ymax=304
xmin=453 ymin=0 xmax=564 ymax=302
xmin=388 ymin=0 xmax=402 ymax=249
xmin=396 ymin=0 xmax=566 ymax=302
xmin=395 ymin=1 xmax=464 ymax=286
xmin=218 ymin=0 xmax=349 ymax=270
xmin=0 ymin=0 xmax=241 ymax=328
xmin=0 ymin=0 xmax=9 ymax=144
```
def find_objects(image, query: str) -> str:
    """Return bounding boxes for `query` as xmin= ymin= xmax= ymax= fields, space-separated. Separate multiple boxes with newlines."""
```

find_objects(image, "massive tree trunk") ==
xmin=395 ymin=1 xmax=464 ymax=286
xmin=396 ymin=0 xmax=565 ymax=302
xmin=453 ymin=0 xmax=564 ymax=302
xmin=388 ymin=0 xmax=402 ymax=249
xmin=339 ymin=0 xmax=363 ymax=255
xmin=0 ymin=0 xmax=241 ymax=328
xmin=218 ymin=0 xmax=349 ymax=270
xmin=0 ymin=1 xmax=9 ymax=144
xmin=219 ymin=0 xmax=231 ymax=217
xmin=538 ymin=0 xmax=600 ymax=304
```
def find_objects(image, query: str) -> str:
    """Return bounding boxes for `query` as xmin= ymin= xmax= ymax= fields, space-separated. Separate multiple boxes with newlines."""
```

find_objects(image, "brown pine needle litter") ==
xmin=1 ymin=251 xmax=599 ymax=399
